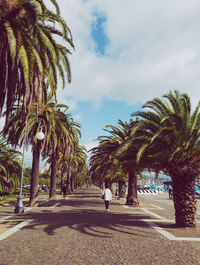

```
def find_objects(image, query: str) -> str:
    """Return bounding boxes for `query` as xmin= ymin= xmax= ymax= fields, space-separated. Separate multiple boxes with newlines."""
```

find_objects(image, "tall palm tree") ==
xmin=90 ymin=120 xmax=141 ymax=205
xmin=89 ymin=137 xmax=117 ymax=189
xmin=133 ymin=90 xmax=200 ymax=227
xmin=110 ymin=120 xmax=140 ymax=205
xmin=0 ymin=0 xmax=74 ymax=122
xmin=3 ymin=104 xmax=46 ymax=206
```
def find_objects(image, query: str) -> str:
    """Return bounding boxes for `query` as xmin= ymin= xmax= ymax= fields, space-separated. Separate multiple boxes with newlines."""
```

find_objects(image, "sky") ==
xmin=50 ymin=0 xmax=200 ymax=154
xmin=2 ymin=0 xmax=200 ymax=167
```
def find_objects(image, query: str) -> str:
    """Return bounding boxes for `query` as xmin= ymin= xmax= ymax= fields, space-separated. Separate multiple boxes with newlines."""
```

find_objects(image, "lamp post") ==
xmin=14 ymin=117 xmax=45 ymax=214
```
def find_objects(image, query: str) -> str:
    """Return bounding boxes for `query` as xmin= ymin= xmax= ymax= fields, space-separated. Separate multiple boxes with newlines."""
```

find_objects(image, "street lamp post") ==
xmin=14 ymin=117 xmax=45 ymax=214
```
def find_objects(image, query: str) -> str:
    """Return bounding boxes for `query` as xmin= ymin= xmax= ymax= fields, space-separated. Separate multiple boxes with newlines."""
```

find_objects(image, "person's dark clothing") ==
xmin=62 ymin=186 xmax=67 ymax=195
xmin=105 ymin=200 xmax=110 ymax=210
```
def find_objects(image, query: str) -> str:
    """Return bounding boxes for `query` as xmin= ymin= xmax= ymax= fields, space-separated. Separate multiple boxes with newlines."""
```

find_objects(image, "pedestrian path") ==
xmin=0 ymin=186 xmax=200 ymax=265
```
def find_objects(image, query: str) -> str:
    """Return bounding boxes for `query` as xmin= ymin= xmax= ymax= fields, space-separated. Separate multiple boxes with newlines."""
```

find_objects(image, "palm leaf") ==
xmin=4 ymin=21 xmax=16 ymax=63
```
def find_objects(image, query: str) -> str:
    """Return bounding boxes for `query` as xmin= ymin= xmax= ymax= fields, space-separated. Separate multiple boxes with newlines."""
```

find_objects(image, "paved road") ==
xmin=0 ymin=186 xmax=200 ymax=265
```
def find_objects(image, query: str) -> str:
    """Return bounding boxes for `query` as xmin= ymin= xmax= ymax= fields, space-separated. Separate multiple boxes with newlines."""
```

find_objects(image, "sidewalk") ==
xmin=0 ymin=186 xmax=200 ymax=265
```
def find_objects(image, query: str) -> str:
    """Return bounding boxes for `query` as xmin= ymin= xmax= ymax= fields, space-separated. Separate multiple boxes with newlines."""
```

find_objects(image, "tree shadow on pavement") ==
xmin=8 ymin=186 xmax=161 ymax=239
xmin=38 ymin=198 xmax=107 ymax=208
xmin=18 ymin=209 xmax=156 ymax=238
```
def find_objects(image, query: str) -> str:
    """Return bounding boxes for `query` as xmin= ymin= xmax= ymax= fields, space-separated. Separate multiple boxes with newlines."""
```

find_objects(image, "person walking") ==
xmin=62 ymin=184 xmax=67 ymax=199
xmin=169 ymin=186 xmax=173 ymax=200
xmin=102 ymin=185 xmax=112 ymax=212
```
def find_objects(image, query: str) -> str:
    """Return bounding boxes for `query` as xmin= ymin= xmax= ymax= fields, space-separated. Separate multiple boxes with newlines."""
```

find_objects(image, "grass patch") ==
xmin=0 ymin=194 xmax=29 ymax=205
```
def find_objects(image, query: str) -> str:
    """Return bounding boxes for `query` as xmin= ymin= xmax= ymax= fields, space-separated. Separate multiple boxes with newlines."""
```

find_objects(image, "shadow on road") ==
xmin=7 ymin=186 xmax=159 ymax=239
xmin=20 ymin=209 xmax=155 ymax=238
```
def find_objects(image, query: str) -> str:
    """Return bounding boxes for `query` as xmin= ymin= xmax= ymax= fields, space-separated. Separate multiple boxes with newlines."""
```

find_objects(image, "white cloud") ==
xmin=73 ymin=113 xmax=82 ymax=122
xmin=56 ymin=87 xmax=78 ymax=110
xmin=85 ymin=141 xmax=98 ymax=153
xmin=84 ymin=140 xmax=98 ymax=162
xmin=54 ymin=0 xmax=200 ymax=110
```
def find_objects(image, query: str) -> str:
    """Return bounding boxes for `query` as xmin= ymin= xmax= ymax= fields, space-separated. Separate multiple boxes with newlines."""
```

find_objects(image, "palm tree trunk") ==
xmin=29 ymin=141 xmax=41 ymax=207
xmin=60 ymin=169 xmax=64 ymax=194
xmin=66 ymin=166 xmax=71 ymax=193
xmin=110 ymin=182 xmax=115 ymax=194
xmin=49 ymin=152 xmax=57 ymax=200
xmin=118 ymin=180 xmax=126 ymax=198
xmin=126 ymin=168 xmax=139 ymax=206
xmin=172 ymin=176 xmax=196 ymax=227
xmin=100 ymin=182 xmax=104 ymax=190
xmin=71 ymin=172 xmax=75 ymax=192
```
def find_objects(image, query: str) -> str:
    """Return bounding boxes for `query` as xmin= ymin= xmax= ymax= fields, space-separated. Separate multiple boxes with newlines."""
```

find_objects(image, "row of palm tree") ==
xmin=2 ymin=95 xmax=88 ymax=205
xmin=58 ymin=145 xmax=88 ymax=193
xmin=90 ymin=90 xmax=200 ymax=228
xmin=0 ymin=1 xmax=88 ymax=204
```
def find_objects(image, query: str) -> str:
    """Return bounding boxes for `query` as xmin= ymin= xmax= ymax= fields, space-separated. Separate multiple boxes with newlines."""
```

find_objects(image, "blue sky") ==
xmin=73 ymin=100 xmax=141 ymax=148
xmin=91 ymin=14 xmax=108 ymax=56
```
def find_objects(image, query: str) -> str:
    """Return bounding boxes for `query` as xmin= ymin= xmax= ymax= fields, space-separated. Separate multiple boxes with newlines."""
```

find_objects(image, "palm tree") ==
xmin=0 ymin=137 xmax=21 ymax=192
xmin=0 ymin=0 xmax=74 ymax=122
xmin=69 ymin=145 xmax=87 ymax=192
xmin=133 ymin=90 xmax=200 ymax=227
xmin=111 ymin=167 xmax=127 ymax=198
xmin=3 ymin=97 xmax=81 ymax=204
xmin=3 ymin=104 xmax=47 ymax=206
xmin=75 ymin=164 xmax=90 ymax=189
xmin=57 ymin=145 xmax=87 ymax=193
xmin=89 ymin=137 xmax=117 ymax=189
xmin=91 ymin=120 xmax=141 ymax=205
xmin=89 ymin=122 xmax=125 ymax=198
xmin=41 ymin=98 xmax=81 ymax=200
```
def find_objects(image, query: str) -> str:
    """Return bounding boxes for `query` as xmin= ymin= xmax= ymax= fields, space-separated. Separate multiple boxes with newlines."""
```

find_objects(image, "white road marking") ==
xmin=0 ymin=215 xmax=14 ymax=221
xmin=122 ymin=204 xmax=200 ymax=241
xmin=49 ymin=203 xmax=60 ymax=208
xmin=145 ymin=220 xmax=177 ymax=240
xmin=123 ymin=205 xmax=164 ymax=210
xmin=24 ymin=207 xmax=32 ymax=212
xmin=0 ymin=196 xmax=60 ymax=222
xmin=39 ymin=199 xmax=49 ymax=205
xmin=0 ymin=219 xmax=33 ymax=241
xmin=150 ymin=204 xmax=164 ymax=210
xmin=145 ymin=220 xmax=200 ymax=241
xmin=142 ymin=208 xmax=168 ymax=221
xmin=126 ymin=211 xmax=146 ymax=214
xmin=141 ymin=219 xmax=174 ymax=222
xmin=0 ymin=207 xmax=32 ymax=221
